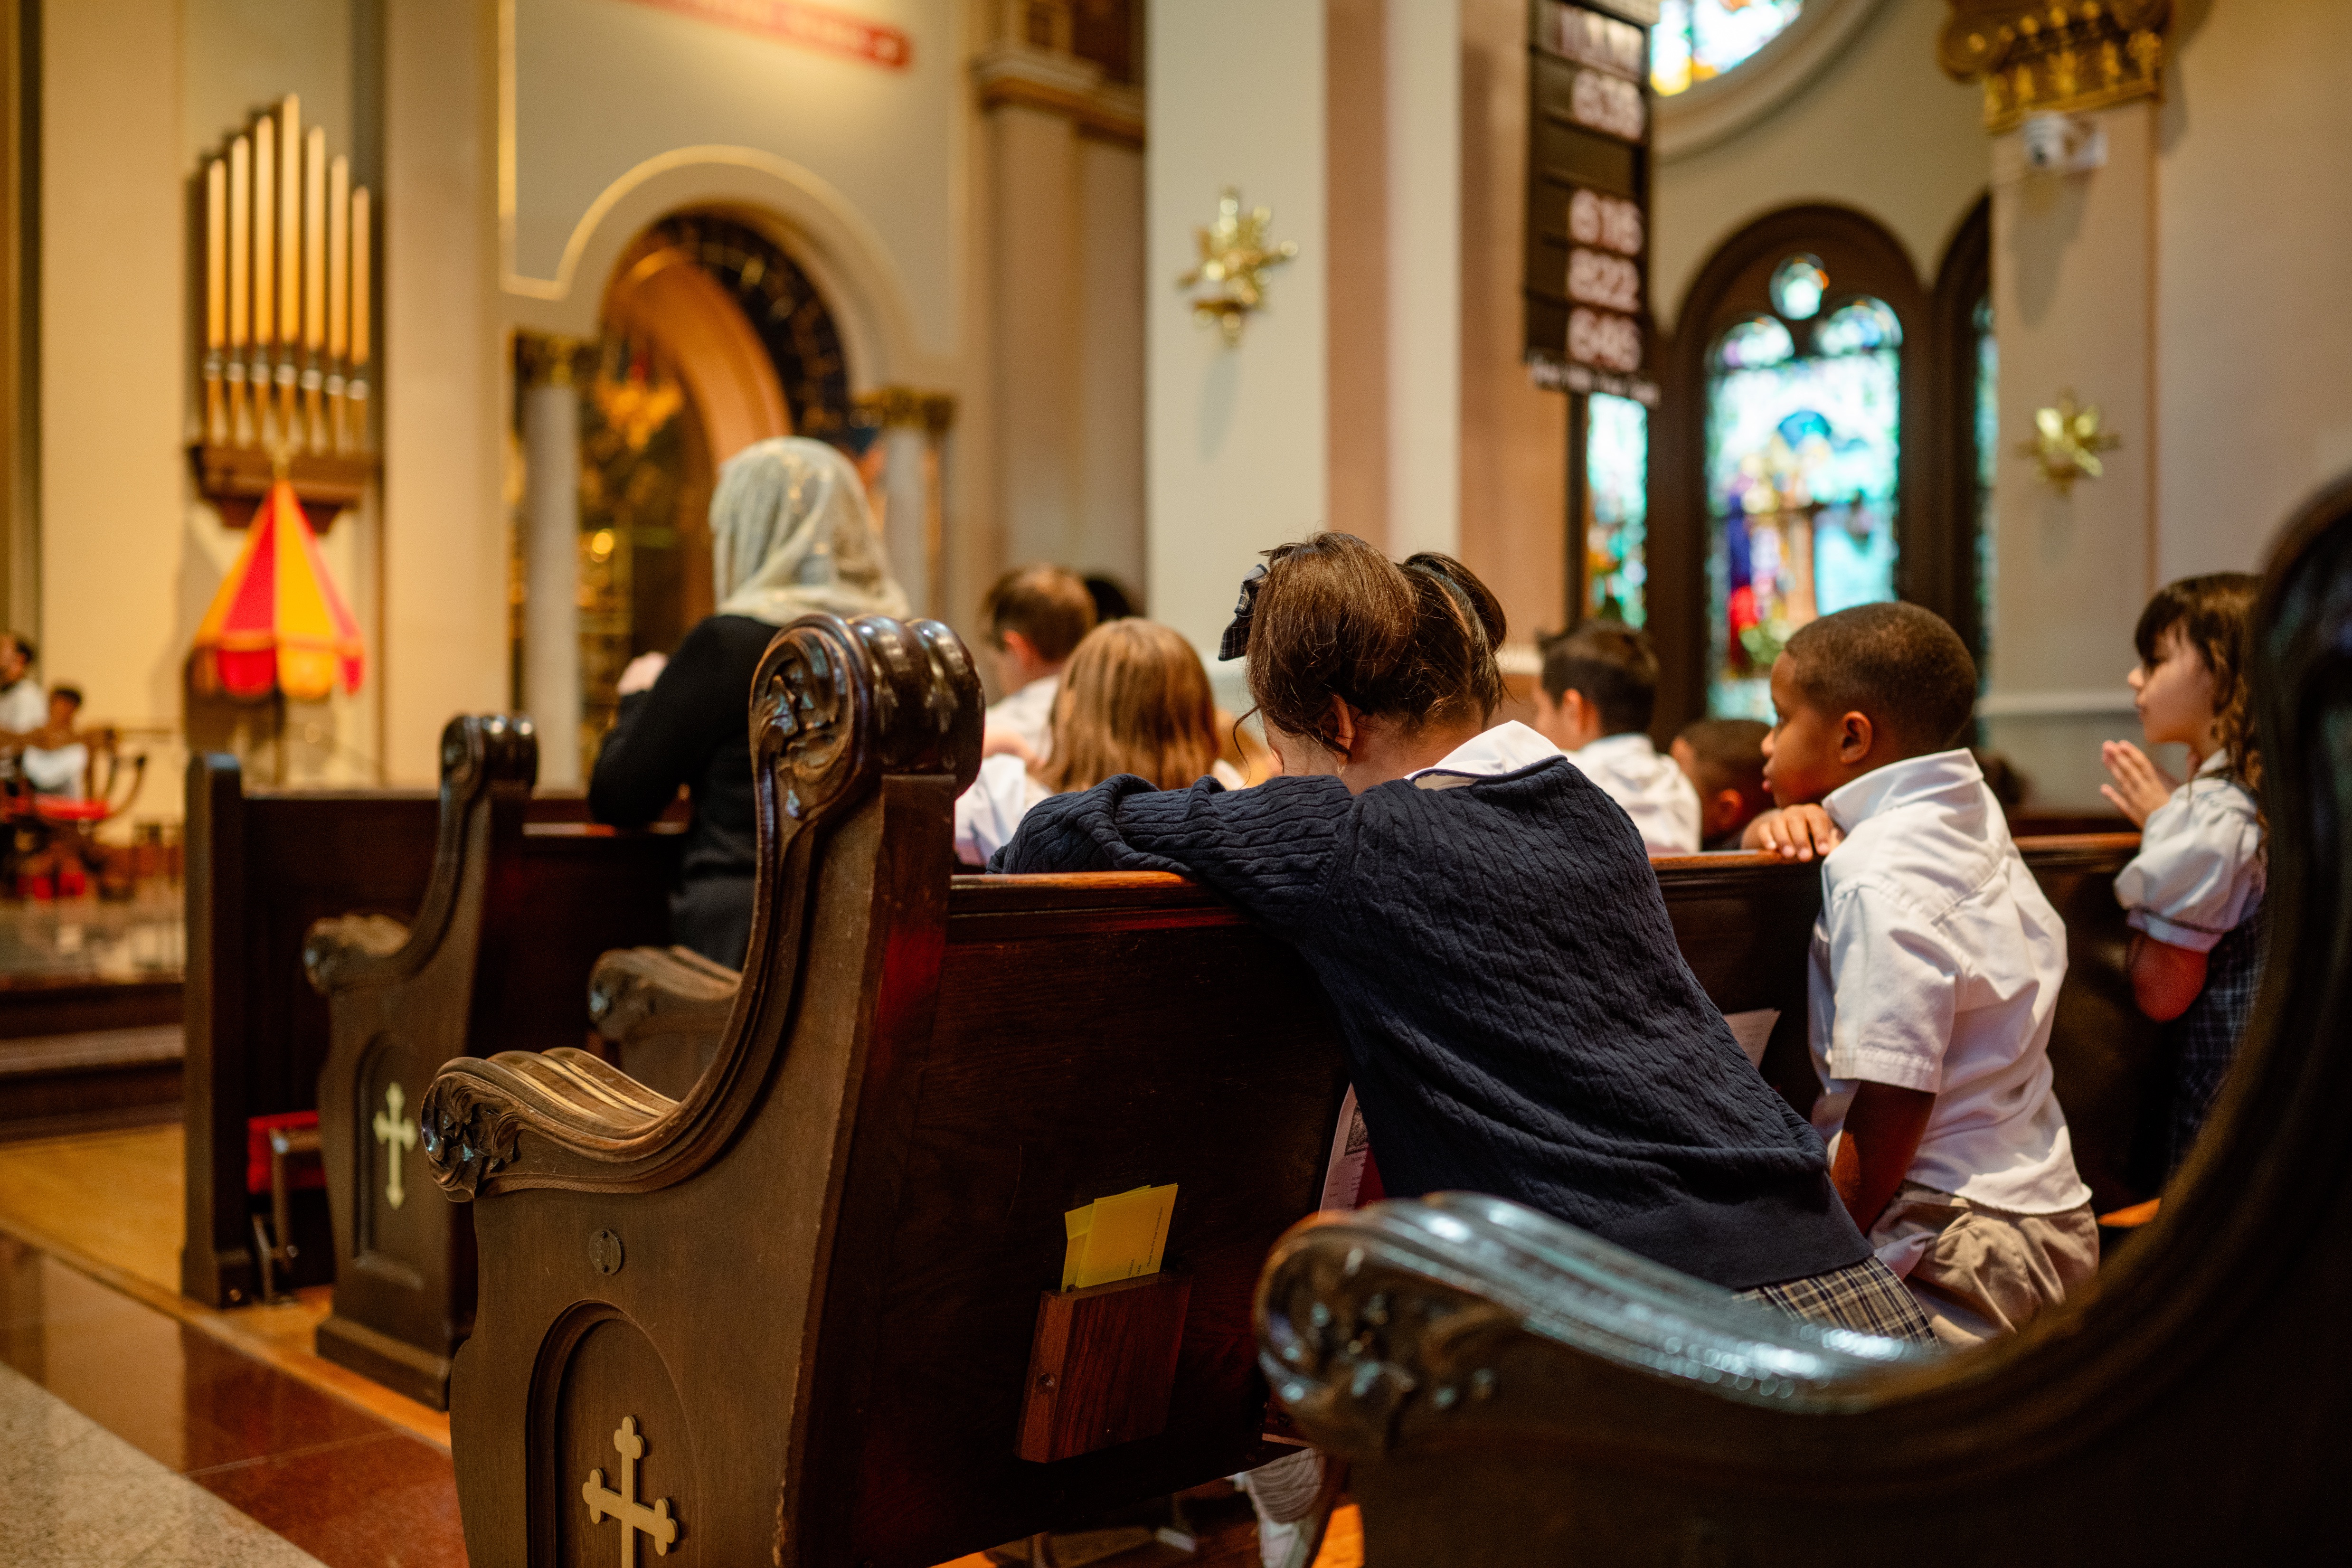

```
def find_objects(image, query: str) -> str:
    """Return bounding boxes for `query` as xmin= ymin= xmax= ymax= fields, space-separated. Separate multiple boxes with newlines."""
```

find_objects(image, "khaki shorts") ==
xmin=1868 ymin=1181 xmax=2099 ymax=1348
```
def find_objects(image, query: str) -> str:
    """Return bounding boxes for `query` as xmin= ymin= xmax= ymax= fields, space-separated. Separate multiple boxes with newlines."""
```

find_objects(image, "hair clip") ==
xmin=1219 ymin=564 xmax=1267 ymax=661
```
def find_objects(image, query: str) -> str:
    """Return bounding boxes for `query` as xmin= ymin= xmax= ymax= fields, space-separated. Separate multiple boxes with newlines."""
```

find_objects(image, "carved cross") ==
xmin=583 ymin=1415 xmax=680 ymax=1564
xmin=372 ymin=1081 xmax=417 ymax=1209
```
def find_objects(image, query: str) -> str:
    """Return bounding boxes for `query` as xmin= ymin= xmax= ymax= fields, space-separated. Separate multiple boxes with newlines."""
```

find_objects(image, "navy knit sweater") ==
xmin=990 ymin=757 xmax=1869 ymax=1291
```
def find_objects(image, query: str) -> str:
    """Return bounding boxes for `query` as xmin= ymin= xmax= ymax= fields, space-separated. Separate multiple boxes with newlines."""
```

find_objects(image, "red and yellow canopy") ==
xmin=191 ymin=479 xmax=365 ymax=701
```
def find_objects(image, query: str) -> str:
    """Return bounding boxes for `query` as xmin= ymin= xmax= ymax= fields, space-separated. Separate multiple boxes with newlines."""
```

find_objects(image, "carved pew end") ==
xmin=1017 ymin=1273 xmax=1192 ymax=1464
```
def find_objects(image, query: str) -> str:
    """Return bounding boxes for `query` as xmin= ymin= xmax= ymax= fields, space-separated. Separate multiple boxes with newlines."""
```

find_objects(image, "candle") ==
xmin=349 ymin=188 xmax=370 ymax=368
xmin=253 ymin=115 xmax=274 ymax=347
xmin=204 ymin=158 xmax=225 ymax=349
xmin=302 ymin=126 xmax=325 ymax=350
xmin=227 ymin=137 xmax=249 ymax=347
xmin=327 ymin=156 xmax=348 ymax=359
xmin=278 ymin=96 xmax=301 ymax=348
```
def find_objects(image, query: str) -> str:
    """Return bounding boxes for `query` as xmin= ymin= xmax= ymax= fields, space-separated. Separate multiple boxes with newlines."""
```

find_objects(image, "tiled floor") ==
xmin=0 ymin=1122 xmax=1365 ymax=1568
xmin=0 ymin=1236 xmax=465 ymax=1567
xmin=0 ymin=1360 xmax=324 ymax=1567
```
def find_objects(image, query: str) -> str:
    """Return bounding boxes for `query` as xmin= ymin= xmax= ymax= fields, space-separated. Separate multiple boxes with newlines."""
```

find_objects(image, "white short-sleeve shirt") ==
xmin=1806 ymin=749 xmax=2090 ymax=1215
xmin=984 ymin=675 xmax=1058 ymax=762
xmin=954 ymin=752 xmax=1246 ymax=868
xmin=2114 ymin=751 xmax=2264 ymax=954
xmin=1562 ymin=731 xmax=1701 ymax=855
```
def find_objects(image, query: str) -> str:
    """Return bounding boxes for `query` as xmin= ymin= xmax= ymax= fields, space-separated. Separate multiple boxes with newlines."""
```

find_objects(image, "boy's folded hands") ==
xmin=1743 ymin=803 xmax=1843 ymax=861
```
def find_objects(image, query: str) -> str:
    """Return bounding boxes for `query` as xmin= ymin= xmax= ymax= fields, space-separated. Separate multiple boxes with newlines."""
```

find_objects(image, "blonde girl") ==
xmin=954 ymin=618 xmax=1240 ymax=865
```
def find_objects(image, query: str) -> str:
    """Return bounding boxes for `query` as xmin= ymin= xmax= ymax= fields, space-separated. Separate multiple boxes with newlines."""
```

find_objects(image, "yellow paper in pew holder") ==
xmin=1062 ymin=1183 xmax=1178 ymax=1291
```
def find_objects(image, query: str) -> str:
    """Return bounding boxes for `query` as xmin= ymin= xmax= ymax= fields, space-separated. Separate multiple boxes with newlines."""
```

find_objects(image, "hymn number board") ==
xmin=1523 ymin=0 xmax=1659 ymax=407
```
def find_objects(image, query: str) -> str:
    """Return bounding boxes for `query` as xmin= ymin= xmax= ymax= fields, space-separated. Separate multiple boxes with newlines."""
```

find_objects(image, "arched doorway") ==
xmin=573 ymin=212 xmax=858 ymax=758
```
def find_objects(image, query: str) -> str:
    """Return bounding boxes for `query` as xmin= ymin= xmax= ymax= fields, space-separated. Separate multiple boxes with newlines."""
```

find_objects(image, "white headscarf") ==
xmin=710 ymin=436 xmax=911 ymax=626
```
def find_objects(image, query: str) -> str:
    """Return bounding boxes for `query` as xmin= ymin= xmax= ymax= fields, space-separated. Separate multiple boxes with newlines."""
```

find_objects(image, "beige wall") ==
xmin=2155 ymin=0 xmax=2352 ymax=576
xmin=41 ymin=0 xmax=188 ymax=823
xmin=1460 ymin=0 xmax=1568 ymax=647
xmin=1650 ymin=0 xmax=1984 ymax=331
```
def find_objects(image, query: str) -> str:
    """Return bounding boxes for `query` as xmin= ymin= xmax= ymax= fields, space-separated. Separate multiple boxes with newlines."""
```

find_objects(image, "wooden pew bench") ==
xmin=1247 ymin=477 xmax=2352 ymax=1567
xmin=299 ymin=715 xmax=681 ymax=1407
xmin=415 ymin=612 xmax=2159 ymax=1566
xmin=179 ymin=746 xmax=678 ymax=1319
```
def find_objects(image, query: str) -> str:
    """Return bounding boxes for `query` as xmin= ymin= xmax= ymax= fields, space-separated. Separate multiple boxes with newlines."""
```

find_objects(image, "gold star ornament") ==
xmin=2020 ymin=390 xmax=2122 ymax=495
xmin=1179 ymin=187 xmax=1299 ymax=344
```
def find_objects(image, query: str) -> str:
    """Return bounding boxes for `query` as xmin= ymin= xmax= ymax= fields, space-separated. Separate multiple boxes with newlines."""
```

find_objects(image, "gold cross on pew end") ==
xmin=583 ymin=1415 xmax=681 ymax=1563
xmin=371 ymin=1080 xmax=417 ymax=1209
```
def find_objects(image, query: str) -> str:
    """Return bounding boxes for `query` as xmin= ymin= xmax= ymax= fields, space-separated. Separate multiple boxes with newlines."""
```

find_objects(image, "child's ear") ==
xmin=1838 ymin=710 xmax=1875 ymax=764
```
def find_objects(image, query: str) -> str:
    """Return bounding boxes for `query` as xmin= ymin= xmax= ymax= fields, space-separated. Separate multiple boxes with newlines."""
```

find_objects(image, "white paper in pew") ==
xmin=1722 ymin=1008 xmax=1781 ymax=1069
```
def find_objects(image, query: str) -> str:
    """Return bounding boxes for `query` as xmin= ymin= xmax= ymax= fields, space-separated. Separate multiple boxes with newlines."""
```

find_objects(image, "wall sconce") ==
xmin=2020 ymin=390 xmax=2121 ymax=495
xmin=1179 ymin=187 xmax=1298 ymax=345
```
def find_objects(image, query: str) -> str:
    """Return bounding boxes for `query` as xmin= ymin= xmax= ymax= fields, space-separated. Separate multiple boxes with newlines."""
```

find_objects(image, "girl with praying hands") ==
xmin=990 ymin=532 xmax=1927 ymax=1343
xmin=590 ymin=437 xmax=910 ymax=968
xmin=2100 ymin=573 xmax=2267 ymax=1174
xmin=953 ymin=617 xmax=1242 ymax=866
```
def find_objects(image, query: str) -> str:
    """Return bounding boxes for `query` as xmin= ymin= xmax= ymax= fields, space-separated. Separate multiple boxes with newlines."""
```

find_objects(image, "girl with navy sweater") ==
xmin=992 ymin=533 xmax=1930 ymax=1342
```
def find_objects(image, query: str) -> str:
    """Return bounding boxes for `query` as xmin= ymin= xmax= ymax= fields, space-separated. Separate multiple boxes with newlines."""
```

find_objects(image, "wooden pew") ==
xmin=1253 ymin=478 xmax=2352 ymax=1565
xmin=179 ymin=752 xmax=670 ymax=1310
xmin=421 ymin=615 xmax=1354 ymax=1567
xmin=301 ymin=715 xmax=680 ymax=1408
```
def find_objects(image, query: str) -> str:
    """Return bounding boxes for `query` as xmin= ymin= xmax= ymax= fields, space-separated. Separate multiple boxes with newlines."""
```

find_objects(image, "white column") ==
xmin=521 ymin=368 xmax=581 ymax=786
xmin=878 ymin=421 xmax=933 ymax=615
xmin=1384 ymin=0 xmax=1461 ymax=560
xmin=1979 ymin=104 xmax=2157 ymax=808
xmin=1148 ymin=0 xmax=1328 ymax=688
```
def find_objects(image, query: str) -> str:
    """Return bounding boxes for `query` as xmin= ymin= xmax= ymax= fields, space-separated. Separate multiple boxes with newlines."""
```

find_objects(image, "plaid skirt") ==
xmin=2166 ymin=911 xmax=2264 ymax=1174
xmin=1736 ymin=1255 xmax=1938 ymax=1346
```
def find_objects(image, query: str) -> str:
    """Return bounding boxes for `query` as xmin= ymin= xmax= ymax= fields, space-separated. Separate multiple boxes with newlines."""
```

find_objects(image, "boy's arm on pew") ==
xmin=1832 ymin=1080 xmax=1936 ymax=1230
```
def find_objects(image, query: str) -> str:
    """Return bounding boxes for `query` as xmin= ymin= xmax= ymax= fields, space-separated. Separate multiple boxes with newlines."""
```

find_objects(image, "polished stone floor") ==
xmin=0 ymin=1359 xmax=323 ymax=1566
xmin=0 ymin=1234 xmax=465 ymax=1567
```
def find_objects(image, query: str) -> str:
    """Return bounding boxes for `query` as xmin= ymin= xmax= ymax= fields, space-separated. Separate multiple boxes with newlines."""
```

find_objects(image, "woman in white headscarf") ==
xmin=590 ymin=436 xmax=910 ymax=966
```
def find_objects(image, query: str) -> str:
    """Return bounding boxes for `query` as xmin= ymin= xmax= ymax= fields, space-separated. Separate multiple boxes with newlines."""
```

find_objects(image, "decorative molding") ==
xmin=1655 ymin=0 xmax=1894 ymax=163
xmin=1938 ymin=0 xmax=2170 ymax=132
xmin=513 ymin=331 xmax=593 ymax=389
xmin=972 ymin=39 xmax=1145 ymax=146
xmin=853 ymin=384 xmax=957 ymax=434
xmin=1976 ymin=687 xmax=2137 ymax=718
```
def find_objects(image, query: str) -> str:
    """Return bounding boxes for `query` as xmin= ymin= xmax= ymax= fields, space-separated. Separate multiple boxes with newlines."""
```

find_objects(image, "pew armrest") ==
xmin=301 ymin=913 xmax=411 ymax=993
xmin=1256 ymin=1194 xmax=1930 ymax=1462
xmin=418 ymin=613 xmax=982 ymax=1203
xmin=587 ymin=945 xmax=740 ymax=1042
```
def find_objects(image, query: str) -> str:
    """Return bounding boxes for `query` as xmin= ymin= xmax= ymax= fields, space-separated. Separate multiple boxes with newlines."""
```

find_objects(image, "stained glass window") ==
xmin=1974 ymin=296 xmax=1997 ymax=679
xmin=1585 ymin=394 xmax=1648 ymax=626
xmin=1705 ymin=257 xmax=1902 ymax=718
xmin=1652 ymin=0 xmax=1806 ymax=97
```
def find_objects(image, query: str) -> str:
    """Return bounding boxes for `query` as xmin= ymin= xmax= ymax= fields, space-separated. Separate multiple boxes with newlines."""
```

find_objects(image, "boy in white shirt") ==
xmin=1746 ymin=602 xmax=2095 ymax=1345
xmin=978 ymin=564 xmax=1096 ymax=762
xmin=1530 ymin=620 xmax=1700 ymax=853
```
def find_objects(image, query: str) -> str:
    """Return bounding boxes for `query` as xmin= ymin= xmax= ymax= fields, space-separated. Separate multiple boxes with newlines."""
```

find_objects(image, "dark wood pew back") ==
xmin=302 ymin=717 xmax=681 ymax=1407
xmin=423 ymin=616 xmax=1352 ymax=1567
xmin=179 ymin=756 xmax=666 ymax=1308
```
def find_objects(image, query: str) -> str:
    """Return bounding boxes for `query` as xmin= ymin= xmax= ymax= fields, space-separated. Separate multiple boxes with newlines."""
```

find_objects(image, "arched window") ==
xmin=1651 ymin=0 xmax=1805 ymax=96
xmin=1703 ymin=256 xmax=1903 ymax=716
xmin=1651 ymin=206 xmax=1929 ymax=731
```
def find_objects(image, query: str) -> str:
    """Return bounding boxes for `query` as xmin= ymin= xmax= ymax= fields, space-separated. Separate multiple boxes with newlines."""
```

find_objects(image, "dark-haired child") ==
xmin=2099 ymin=574 xmax=2265 ymax=1174
xmin=1530 ymin=621 xmax=1700 ymax=853
xmin=1748 ymin=602 xmax=2093 ymax=1345
xmin=996 ymin=532 xmax=1929 ymax=1345
xmin=1672 ymin=718 xmax=1770 ymax=850
xmin=978 ymin=564 xmax=1098 ymax=762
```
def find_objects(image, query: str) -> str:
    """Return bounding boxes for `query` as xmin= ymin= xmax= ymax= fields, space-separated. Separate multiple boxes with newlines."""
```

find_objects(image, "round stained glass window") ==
xmin=1814 ymin=297 xmax=1903 ymax=355
xmin=1769 ymin=255 xmax=1828 ymax=321
xmin=1714 ymin=315 xmax=1795 ymax=370
xmin=1652 ymin=0 xmax=1806 ymax=97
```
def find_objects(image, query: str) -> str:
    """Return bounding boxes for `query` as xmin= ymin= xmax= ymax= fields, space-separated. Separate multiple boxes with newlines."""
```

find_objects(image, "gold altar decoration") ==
xmin=1179 ymin=187 xmax=1299 ymax=345
xmin=1938 ymin=1 xmax=2171 ymax=132
xmin=2020 ymin=391 xmax=2120 ymax=495
xmin=195 ymin=94 xmax=377 ymax=520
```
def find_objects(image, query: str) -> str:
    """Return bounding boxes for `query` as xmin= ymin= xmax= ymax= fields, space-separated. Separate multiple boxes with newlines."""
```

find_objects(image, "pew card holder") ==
xmin=1017 ymin=1271 xmax=1191 ymax=1463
